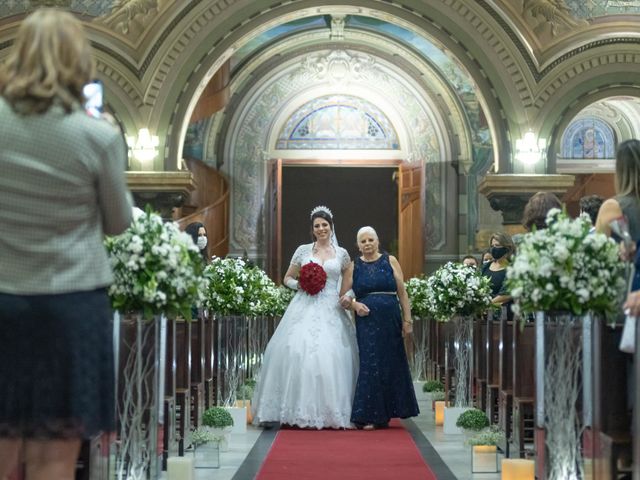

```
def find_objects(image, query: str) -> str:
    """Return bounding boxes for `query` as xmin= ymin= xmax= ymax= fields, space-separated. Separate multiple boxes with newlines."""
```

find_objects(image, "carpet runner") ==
xmin=255 ymin=419 xmax=438 ymax=480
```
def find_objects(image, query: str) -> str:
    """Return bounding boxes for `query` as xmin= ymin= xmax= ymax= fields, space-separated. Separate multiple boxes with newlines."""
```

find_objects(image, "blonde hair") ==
xmin=0 ymin=8 xmax=94 ymax=114
xmin=615 ymin=139 xmax=640 ymax=198
xmin=490 ymin=232 xmax=515 ymax=259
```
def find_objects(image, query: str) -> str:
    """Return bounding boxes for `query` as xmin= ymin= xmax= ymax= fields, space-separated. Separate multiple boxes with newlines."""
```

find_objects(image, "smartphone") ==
xmin=83 ymin=80 xmax=103 ymax=118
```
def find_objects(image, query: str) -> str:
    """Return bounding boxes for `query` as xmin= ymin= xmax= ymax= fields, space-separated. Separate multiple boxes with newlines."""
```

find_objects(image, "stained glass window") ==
xmin=276 ymin=95 xmax=399 ymax=149
xmin=560 ymin=117 xmax=615 ymax=159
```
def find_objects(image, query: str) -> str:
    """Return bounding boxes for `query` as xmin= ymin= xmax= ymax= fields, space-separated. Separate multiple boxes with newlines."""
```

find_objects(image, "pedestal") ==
xmin=471 ymin=445 xmax=499 ymax=473
xmin=534 ymin=311 xmax=585 ymax=480
xmin=114 ymin=313 xmax=167 ymax=480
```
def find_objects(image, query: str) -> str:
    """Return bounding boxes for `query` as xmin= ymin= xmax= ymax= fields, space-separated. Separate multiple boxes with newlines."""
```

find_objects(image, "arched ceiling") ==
xmin=0 ymin=1 xmax=639 ymax=172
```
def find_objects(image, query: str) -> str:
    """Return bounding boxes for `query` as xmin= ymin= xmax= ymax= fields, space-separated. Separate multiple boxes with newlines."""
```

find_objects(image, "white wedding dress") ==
xmin=251 ymin=243 xmax=358 ymax=429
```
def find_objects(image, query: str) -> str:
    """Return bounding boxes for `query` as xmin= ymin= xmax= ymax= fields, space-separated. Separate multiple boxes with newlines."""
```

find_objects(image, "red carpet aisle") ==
xmin=255 ymin=419 xmax=437 ymax=480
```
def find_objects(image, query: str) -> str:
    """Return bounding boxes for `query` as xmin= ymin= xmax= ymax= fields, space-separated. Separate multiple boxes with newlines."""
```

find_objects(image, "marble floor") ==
xmin=161 ymin=385 xmax=507 ymax=480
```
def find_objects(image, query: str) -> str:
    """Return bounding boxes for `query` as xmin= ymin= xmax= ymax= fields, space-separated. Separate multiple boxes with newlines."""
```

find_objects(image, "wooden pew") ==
xmin=474 ymin=315 xmax=488 ymax=411
xmin=163 ymin=319 xmax=178 ymax=468
xmin=203 ymin=313 xmax=215 ymax=408
xmin=190 ymin=315 xmax=205 ymax=429
xmin=591 ymin=318 xmax=632 ymax=480
xmin=428 ymin=316 xmax=438 ymax=380
xmin=485 ymin=313 xmax=501 ymax=424
xmin=498 ymin=313 xmax=513 ymax=453
xmin=436 ymin=321 xmax=448 ymax=388
xmin=175 ymin=319 xmax=192 ymax=454
xmin=441 ymin=321 xmax=456 ymax=405
xmin=511 ymin=320 xmax=535 ymax=458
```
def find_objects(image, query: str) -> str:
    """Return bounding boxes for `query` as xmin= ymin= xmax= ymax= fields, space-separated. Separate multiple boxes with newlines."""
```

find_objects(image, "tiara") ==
xmin=310 ymin=205 xmax=333 ymax=218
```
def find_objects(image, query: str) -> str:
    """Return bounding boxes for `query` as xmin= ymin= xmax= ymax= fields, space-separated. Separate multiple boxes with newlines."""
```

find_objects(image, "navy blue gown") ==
xmin=350 ymin=254 xmax=419 ymax=426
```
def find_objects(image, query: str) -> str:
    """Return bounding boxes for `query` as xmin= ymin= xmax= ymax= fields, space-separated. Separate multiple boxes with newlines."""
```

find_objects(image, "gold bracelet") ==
xmin=403 ymin=320 xmax=413 ymax=324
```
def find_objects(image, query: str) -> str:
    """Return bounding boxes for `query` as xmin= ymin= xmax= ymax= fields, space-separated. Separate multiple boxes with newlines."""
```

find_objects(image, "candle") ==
xmin=501 ymin=459 xmax=534 ymax=480
xmin=167 ymin=456 xmax=194 ymax=480
xmin=435 ymin=400 xmax=445 ymax=425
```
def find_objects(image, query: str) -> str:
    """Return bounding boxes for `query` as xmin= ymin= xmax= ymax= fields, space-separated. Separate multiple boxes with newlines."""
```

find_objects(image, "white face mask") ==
xmin=197 ymin=236 xmax=208 ymax=250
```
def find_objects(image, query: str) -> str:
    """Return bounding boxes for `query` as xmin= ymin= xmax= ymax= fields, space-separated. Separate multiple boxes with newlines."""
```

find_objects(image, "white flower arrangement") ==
xmin=203 ymin=258 xmax=293 ymax=316
xmin=506 ymin=208 xmax=625 ymax=316
xmin=105 ymin=207 xmax=207 ymax=319
xmin=424 ymin=262 xmax=493 ymax=321
xmin=405 ymin=276 xmax=430 ymax=317
xmin=203 ymin=257 xmax=252 ymax=316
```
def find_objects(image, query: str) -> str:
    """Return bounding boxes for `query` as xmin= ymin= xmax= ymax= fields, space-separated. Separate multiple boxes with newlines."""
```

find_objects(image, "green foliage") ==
xmin=467 ymin=425 xmax=506 ymax=446
xmin=422 ymin=380 xmax=444 ymax=393
xmin=202 ymin=407 xmax=234 ymax=428
xmin=455 ymin=408 xmax=490 ymax=431
xmin=191 ymin=427 xmax=227 ymax=446
xmin=237 ymin=381 xmax=255 ymax=400
xmin=431 ymin=391 xmax=446 ymax=401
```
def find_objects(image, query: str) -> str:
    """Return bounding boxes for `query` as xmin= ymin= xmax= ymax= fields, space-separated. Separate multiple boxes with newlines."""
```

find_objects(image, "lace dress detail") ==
xmin=350 ymin=255 xmax=419 ymax=425
xmin=0 ymin=289 xmax=115 ymax=439
xmin=251 ymin=244 xmax=358 ymax=429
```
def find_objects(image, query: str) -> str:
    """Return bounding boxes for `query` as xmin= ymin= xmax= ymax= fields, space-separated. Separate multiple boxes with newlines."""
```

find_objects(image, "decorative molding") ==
xmin=221 ymin=47 xmax=444 ymax=253
xmin=478 ymin=173 xmax=575 ymax=224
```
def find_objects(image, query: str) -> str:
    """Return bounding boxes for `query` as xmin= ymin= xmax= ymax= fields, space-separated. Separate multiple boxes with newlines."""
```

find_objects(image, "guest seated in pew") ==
xmin=521 ymin=191 xmax=562 ymax=232
xmin=580 ymin=194 xmax=604 ymax=233
xmin=185 ymin=221 xmax=210 ymax=264
xmin=462 ymin=255 xmax=479 ymax=269
xmin=0 ymin=9 xmax=132 ymax=480
xmin=481 ymin=233 xmax=515 ymax=309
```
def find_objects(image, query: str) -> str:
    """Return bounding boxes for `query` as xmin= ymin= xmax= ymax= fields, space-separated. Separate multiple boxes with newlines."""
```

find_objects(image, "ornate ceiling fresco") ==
xmin=0 ymin=0 xmax=639 ymax=258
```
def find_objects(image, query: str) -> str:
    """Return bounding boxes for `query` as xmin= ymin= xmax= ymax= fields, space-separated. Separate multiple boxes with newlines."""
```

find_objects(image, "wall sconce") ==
xmin=515 ymin=130 xmax=546 ymax=165
xmin=127 ymin=128 xmax=159 ymax=163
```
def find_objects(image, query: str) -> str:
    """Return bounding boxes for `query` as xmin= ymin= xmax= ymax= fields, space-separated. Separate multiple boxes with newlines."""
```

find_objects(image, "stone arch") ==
xmin=218 ymin=46 xmax=450 ymax=255
xmin=155 ymin=1 xmax=513 ymax=172
xmin=545 ymin=85 xmax=640 ymax=172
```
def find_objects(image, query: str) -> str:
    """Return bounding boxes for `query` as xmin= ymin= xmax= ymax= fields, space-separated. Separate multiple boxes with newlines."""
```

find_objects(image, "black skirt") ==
xmin=0 ymin=288 xmax=114 ymax=439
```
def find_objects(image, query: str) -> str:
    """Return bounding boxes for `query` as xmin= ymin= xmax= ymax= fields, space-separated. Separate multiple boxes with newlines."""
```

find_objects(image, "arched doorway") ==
xmin=264 ymin=158 xmax=423 ymax=281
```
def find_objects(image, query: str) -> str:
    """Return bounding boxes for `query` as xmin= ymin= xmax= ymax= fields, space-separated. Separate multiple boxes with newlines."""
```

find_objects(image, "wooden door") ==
xmin=266 ymin=158 xmax=282 ymax=282
xmin=397 ymin=162 xmax=424 ymax=279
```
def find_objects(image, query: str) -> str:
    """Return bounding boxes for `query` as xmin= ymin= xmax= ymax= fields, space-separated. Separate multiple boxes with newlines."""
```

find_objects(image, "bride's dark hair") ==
xmin=310 ymin=210 xmax=334 ymax=241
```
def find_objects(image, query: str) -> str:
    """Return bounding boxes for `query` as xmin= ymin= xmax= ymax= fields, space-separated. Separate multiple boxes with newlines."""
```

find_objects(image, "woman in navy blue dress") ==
xmin=340 ymin=226 xmax=419 ymax=429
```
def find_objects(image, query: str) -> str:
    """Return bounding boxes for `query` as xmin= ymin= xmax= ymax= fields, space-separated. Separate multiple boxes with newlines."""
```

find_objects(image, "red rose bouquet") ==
xmin=298 ymin=262 xmax=327 ymax=295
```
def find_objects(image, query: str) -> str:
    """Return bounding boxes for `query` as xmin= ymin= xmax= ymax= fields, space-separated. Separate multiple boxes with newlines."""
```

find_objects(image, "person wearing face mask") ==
xmin=481 ymin=233 xmax=515 ymax=307
xmin=185 ymin=222 xmax=209 ymax=263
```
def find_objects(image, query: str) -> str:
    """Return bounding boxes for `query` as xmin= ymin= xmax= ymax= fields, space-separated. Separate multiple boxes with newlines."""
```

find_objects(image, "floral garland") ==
xmin=506 ymin=208 xmax=625 ymax=316
xmin=105 ymin=207 xmax=206 ymax=319
xmin=298 ymin=262 xmax=327 ymax=295
xmin=424 ymin=262 xmax=493 ymax=321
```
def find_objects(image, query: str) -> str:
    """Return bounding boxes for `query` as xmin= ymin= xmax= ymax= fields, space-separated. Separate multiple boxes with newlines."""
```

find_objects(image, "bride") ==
xmin=251 ymin=206 xmax=358 ymax=429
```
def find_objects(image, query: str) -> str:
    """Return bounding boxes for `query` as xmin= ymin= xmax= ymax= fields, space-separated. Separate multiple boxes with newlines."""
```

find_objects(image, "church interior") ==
xmin=2 ymin=1 xmax=640 ymax=479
